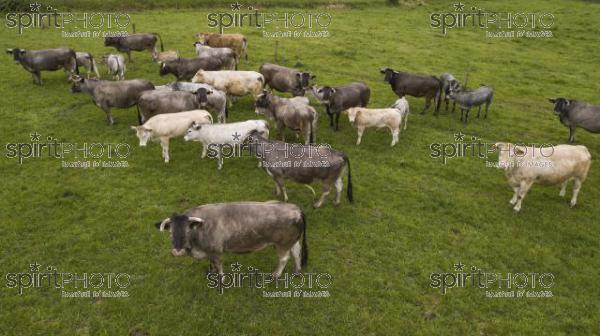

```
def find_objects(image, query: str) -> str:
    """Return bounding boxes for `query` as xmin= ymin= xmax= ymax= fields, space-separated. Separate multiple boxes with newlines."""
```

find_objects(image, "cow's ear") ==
xmin=548 ymin=98 xmax=556 ymax=103
xmin=331 ymin=88 xmax=337 ymax=94
xmin=188 ymin=217 xmax=204 ymax=230
xmin=6 ymin=49 xmax=13 ymax=54
xmin=514 ymin=146 xmax=527 ymax=156
xmin=379 ymin=68 xmax=386 ymax=74
xmin=19 ymin=49 xmax=25 ymax=54
xmin=311 ymin=75 xmax=316 ymax=79
xmin=130 ymin=126 xmax=138 ymax=131
xmin=206 ymin=90 xmax=213 ymax=95
xmin=296 ymin=73 xmax=301 ymax=78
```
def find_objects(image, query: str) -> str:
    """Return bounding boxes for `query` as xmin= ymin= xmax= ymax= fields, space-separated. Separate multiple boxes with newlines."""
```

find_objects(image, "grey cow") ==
xmin=549 ymin=98 xmax=600 ymax=143
xmin=159 ymin=57 xmax=227 ymax=81
xmin=380 ymin=68 xmax=441 ymax=114
xmin=448 ymin=85 xmax=493 ymax=123
xmin=440 ymin=72 xmax=460 ymax=113
xmin=156 ymin=82 xmax=228 ymax=123
xmin=75 ymin=52 xmax=100 ymax=79
xmin=71 ymin=77 xmax=154 ymax=124
xmin=137 ymin=90 xmax=207 ymax=124
xmin=193 ymin=42 xmax=237 ymax=70
xmin=255 ymin=90 xmax=318 ymax=144
xmin=259 ymin=63 xmax=315 ymax=96
xmin=6 ymin=47 xmax=78 ymax=85
xmin=156 ymin=201 xmax=308 ymax=278
xmin=104 ymin=33 xmax=163 ymax=62
xmin=247 ymin=131 xmax=353 ymax=208
xmin=310 ymin=82 xmax=370 ymax=131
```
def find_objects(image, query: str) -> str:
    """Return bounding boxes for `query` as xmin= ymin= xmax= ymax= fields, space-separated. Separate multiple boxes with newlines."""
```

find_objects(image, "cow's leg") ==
xmin=477 ymin=105 xmax=482 ymax=118
xmin=485 ymin=101 xmax=491 ymax=119
xmin=509 ymin=185 xmax=519 ymax=205
xmin=403 ymin=114 xmax=408 ymax=130
xmin=32 ymin=71 xmax=42 ymax=85
xmin=103 ymin=107 xmax=114 ymax=125
xmin=356 ymin=127 xmax=365 ymax=145
xmin=313 ymin=182 xmax=332 ymax=208
xmin=569 ymin=127 xmax=576 ymax=143
xmin=274 ymin=176 xmax=287 ymax=202
xmin=333 ymin=176 xmax=343 ymax=207
xmin=451 ymin=101 xmax=456 ymax=113
xmin=127 ymin=51 xmax=132 ymax=63
xmin=559 ymin=179 xmax=569 ymax=197
xmin=570 ymin=178 xmax=583 ymax=207
xmin=513 ymin=180 xmax=534 ymax=212
xmin=273 ymin=246 xmax=291 ymax=278
xmin=290 ymin=241 xmax=302 ymax=273
xmin=335 ymin=112 xmax=341 ymax=131
xmin=160 ymin=137 xmax=170 ymax=163
xmin=210 ymin=255 xmax=223 ymax=276
xmin=217 ymin=150 xmax=223 ymax=170
xmin=444 ymin=95 xmax=449 ymax=112
xmin=391 ymin=127 xmax=399 ymax=146
xmin=421 ymin=96 xmax=431 ymax=114
xmin=326 ymin=106 xmax=334 ymax=128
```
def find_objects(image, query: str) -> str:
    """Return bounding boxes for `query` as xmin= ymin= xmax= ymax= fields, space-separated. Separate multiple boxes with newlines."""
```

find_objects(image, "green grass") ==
xmin=1 ymin=1 xmax=599 ymax=335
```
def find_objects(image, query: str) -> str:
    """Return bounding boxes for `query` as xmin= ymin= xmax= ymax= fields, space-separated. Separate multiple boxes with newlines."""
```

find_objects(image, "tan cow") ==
xmin=493 ymin=143 xmax=592 ymax=212
xmin=195 ymin=32 xmax=248 ymax=61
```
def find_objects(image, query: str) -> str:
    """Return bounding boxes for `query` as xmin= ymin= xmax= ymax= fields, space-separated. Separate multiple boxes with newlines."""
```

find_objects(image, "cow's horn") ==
xmin=159 ymin=218 xmax=171 ymax=231
xmin=188 ymin=217 xmax=203 ymax=223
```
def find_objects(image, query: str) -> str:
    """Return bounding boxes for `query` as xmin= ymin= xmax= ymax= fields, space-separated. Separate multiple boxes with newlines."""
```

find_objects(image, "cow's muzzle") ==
xmin=171 ymin=248 xmax=187 ymax=257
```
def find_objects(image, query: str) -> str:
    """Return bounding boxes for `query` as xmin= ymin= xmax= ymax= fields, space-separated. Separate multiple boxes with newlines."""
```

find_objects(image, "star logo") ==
xmin=454 ymin=2 xmax=465 ymax=11
xmin=231 ymin=262 xmax=242 ymax=272
xmin=454 ymin=131 xmax=465 ymax=141
xmin=30 ymin=131 xmax=41 ymax=142
xmin=454 ymin=262 xmax=465 ymax=271
xmin=232 ymin=132 xmax=241 ymax=141
xmin=30 ymin=262 xmax=41 ymax=272
xmin=29 ymin=3 xmax=41 ymax=12
xmin=231 ymin=2 xmax=242 ymax=11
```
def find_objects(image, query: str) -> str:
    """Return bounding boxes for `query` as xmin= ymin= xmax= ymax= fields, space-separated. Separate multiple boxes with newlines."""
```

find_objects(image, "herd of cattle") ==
xmin=6 ymin=31 xmax=599 ymax=278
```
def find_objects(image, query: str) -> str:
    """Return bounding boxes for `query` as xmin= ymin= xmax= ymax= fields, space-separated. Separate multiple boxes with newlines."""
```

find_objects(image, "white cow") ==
xmin=494 ymin=143 xmax=592 ymax=212
xmin=106 ymin=54 xmax=125 ymax=80
xmin=345 ymin=103 xmax=408 ymax=146
xmin=191 ymin=70 xmax=264 ymax=98
xmin=184 ymin=119 xmax=269 ymax=169
xmin=131 ymin=110 xmax=213 ymax=163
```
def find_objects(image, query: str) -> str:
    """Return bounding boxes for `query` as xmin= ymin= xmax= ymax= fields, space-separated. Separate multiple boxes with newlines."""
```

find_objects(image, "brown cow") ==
xmin=195 ymin=32 xmax=248 ymax=61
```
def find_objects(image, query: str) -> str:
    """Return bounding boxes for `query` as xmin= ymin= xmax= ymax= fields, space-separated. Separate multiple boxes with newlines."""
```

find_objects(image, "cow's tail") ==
xmin=343 ymin=154 xmax=353 ymax=202
xmin=70 ymin=50 xmax=79 ymax=75
xmin=434 ymin=78 xmax=442 ymax=113
xmin=154 ymin=33 xmax=164 ymax=51
xmin=309 ymin=117 xmax=314 ymax=144
xmin=225 ymin=104 xmax=229 ymax=119
xmin=89 ymin=53 xmax=100 ymax=78
xmin=243 ymin=37 xmax=248 ymax=60
xmin=300 ymin=211 xmax=308 ymax=267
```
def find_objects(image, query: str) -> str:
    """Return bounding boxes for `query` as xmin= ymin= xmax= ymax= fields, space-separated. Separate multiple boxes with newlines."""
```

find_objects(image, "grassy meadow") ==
xmin=0 ymin=0 xmax=599 ymax=335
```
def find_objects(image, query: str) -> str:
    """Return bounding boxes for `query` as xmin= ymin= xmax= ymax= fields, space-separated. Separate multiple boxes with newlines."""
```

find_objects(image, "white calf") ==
xmin=106 ymin=54 xmax=125 ymax=80
xmin=184 ymin=119 xmax=269 ymax=169
xmin=345 ymin=106 xmax=407 ymax=146
xmin=131 ymin=110 xmax=212 ymax=163
xmin=494 ymin=143 xmax=592 ymax=212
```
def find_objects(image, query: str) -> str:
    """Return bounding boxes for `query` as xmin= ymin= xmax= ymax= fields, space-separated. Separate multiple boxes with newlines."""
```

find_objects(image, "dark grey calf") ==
xmin=71 ymin=77 xmax=154 ymax=124
xmin=159 ymin=57 xmax=225 ymax=81
xmin=7 ymin=47 xmax=78 ymax=85
xmin=255 ymin=91 xmax=317 ymax=144
xmin=137 ymin=90 xmax=205 ymax=124
xmin=259 ymin=63 xmax=315 ymax=96
xmin=448 ymin=85 xmax=493 ymax=123
xmin=549 ymin=98 xmax=600 ymax=143
xmin=380 ymin=68 xmax=441 ymax=114
xmin=440 ymin=72 xmax=460 ymax=113
xmin=104 ymin=33 xmax=163 ymax=62
xmin=247 ymin=132 xmax=353 ymax=208
xmin=156 ymin=201 xmax=307 ymax=278
xmin=309 ymin=82 xmax=370 ymax=131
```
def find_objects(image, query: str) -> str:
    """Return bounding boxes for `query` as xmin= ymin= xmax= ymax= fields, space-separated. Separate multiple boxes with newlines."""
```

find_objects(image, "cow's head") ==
xmin=184 ymin=121 xmax=203 ymax=141
xmin=492 ymin=142 xmax=528 ymax=170
xmin=159 ymin=61 xmax=174 ymax=76
xmin=380 ymin=67 xmax=397 ymax=84
xmin=6 ymin=48 xmax=25 ymax=63
xmin=255 ymin=90 xmax=271 ymax=109
xmin=104 ymin=36 xmax=121 ymax=47
xmin=130 ymin=125 xmax=153 ymax=146
xmin=195 ymin=32 xmax=212 ymax=44
xmin=296 ymin=72 xmax=314 ymax=90
xmin=70 ymin=76 xmax=85 ymax=93
xmin=344 ymin=107 xmax=360 ymax=124
xmin=156 ymin=213 xmax=204 ymax=257
xmin=195 ymin=87 xmax=212 ymax=107
xmin=548 ymin=98 xmax=570 ymax=115
xmin=192 ymin=70 xmax=206 ymax=83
